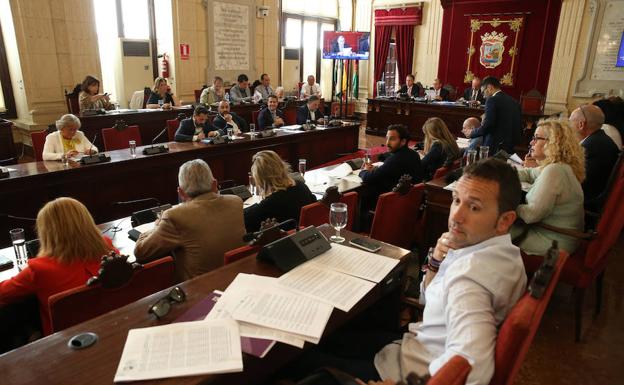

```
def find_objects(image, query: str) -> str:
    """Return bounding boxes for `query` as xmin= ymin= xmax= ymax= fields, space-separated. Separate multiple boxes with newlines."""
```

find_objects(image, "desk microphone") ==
xmin=143 ymin=126 xmax=170 ymax=155
xmin=80 ymin=133 xmax=111 ymax=165
xmin=112 ymin=197 xmax=161 ymax=207
xmin=243 ymin=218 xmax=297 ymax=242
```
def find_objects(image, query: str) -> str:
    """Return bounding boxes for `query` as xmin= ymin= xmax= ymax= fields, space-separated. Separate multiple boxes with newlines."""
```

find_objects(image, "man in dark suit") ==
xmin=213 ymin=100 xmax=249 ymax=133
xmin=296 ymin=95 xmax=323 ymax=125
xmin=331 ymin=35 xmax=351 ymax=54
xmin=462 ymin=77 xmax=485 ymax=104
xmin=398 ymin=74 xmax=421 ymax=98
xmin=257 ymin=94 xmax=285 ymax=130
xmin=431 ymin=78 xmax=449 ymax=101
xmin=469 ymin=76 xmax=522 ymax=154
xmin=359 ymin=124 xmax=424 ymax=210
xmin=174 ymin=106 xmax=221 ymax=142
xmin=569 ymin=104 xmax=619 ymax=209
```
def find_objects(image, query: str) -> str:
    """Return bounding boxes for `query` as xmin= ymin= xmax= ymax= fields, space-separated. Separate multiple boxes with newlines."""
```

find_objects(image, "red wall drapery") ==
xmin=395 ymin=25 xmax=415 ymax=84
xmin=373 ymin=24 xmax=392 ymax=86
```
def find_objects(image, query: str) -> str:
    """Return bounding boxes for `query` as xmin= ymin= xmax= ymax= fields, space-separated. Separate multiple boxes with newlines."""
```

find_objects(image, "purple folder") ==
xmin=174 ymin=291 xmax=275 ymax=358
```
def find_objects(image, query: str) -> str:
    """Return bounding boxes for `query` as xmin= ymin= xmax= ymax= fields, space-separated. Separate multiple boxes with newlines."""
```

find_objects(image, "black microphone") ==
xmin=81 ymin=133 xmax=111 ymax=165
xmin=243 ymin=218 xmax=297 ymax=242
xmin=112 ymin=197 xmax=161 ymax=207
xmin=0 ymin=213 xmax=37 ymax=222
xmin=143 ymin=126 xmax=170 ymax=155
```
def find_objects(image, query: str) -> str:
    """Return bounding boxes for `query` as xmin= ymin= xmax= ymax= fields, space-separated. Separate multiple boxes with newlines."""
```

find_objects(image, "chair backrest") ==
xmin=370 ymin=183 xmax=425 ymax=249
xmin=432 ymin=159 xmax=461 ymax=180
xmin=252 ymin=110 xmax=261 ymax=126
xmin=48 ymin=256 xmax=175 ymax=333
xmin=428 ymin=355 xmax=472 ymax=385
xmin=284 ymin=108 xmax=297 ymax=125
xmin=520 ymin=89 xmax=545 ymax=113
xmin=490 ymin=252 xmax=567 ymax=385
xmin=102 ymin=125 xmax=142 ymax=151
xmin=299 ymin=192 xmax=358 ymax=231
xmin=224 ymin=244 xmax=261 ymax=265
xmin=64 ymin=85 xmax=80 ymax=114
xmin=193 ymin=89 xmax=203 ymax=103
xmin=166 ymin=119 xmax=180 ymax=142
xmin=31 ymin=130 xmax=49 ymax=161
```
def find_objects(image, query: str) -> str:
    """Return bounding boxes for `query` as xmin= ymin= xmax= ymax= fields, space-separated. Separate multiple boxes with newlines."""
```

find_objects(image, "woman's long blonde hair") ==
xmin=422 ymin=117 xmax=460 ymax=160
xmin=537 ymin=119 xmax=586 ymax=182
xmin=36 ymin=197 xmax=112 ymax=264
xmin=251 ymin=150 xmax=294 ymax=198
xmin=152 ymin=77 xmax=168 ymax=94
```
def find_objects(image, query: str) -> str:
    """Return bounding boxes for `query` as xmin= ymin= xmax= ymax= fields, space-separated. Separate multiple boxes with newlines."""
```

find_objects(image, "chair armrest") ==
xmin=535 ymin=222 xmax=597 ymax=240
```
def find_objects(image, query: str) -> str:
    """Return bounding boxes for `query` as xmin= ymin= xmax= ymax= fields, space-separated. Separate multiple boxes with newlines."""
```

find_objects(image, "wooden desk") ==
xmin=0 ymin=225 xmax=410 ymax=385
xmin=0 ymin=125 xmax=359 ymax=244
xmin=423 ymin=177 xmax=453 ymax=250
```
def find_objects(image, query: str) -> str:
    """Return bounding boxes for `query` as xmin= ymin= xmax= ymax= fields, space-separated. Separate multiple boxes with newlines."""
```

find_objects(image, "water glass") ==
xmin=61 ymin=153 xmax=69 ymax=167
xmin=248 ymin=172 xmax=257 ymax=196
xmin=10 ymin=228 xmax=28 ymax=270
xmin=466 ymin=149 xmax=477 ymax=166
xmin=129 ymin=140 xmax=137 ymax=158
xmin=479 ymin=145 xmax=489 ymax=160
xmin=158 ymin=99 xmax=164 ymax=109
xmin=227 ymin=126 xmax=234 ymax=139
xmin=329 ymin=203 xmax=348 ymax=243
xmin=298 ymin=159 xmax=307 ymax=176
xmin=324 ymin=115 xmax=329 ymax=126
xmin=249 ymin=123 xmax=256 ymax=136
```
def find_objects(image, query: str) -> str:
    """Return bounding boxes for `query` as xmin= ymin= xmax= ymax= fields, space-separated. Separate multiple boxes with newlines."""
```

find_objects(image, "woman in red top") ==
xmin=0 ymin=197 xmax=116 ymax=336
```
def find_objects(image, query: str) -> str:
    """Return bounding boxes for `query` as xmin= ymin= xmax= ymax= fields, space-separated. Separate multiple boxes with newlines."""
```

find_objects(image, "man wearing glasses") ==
xmin=569 ymin=104 xmax=619 ymax=210
xmin=468 ymin=76 xmax=522 ymax=154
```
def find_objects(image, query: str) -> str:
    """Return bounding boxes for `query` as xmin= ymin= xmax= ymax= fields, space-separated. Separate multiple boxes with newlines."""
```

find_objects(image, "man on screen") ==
xmin=358 ymin=33 xmax=370 ymax=54
xmin=331 ymin=35 xmax=351 ymax=54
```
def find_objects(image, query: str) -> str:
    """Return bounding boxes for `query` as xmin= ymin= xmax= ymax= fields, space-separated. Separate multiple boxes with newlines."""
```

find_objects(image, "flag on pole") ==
xmin=352 ymin=60 xmax=359 ymax=99
xmin=342 ymin=60 xmax=348 ymax=101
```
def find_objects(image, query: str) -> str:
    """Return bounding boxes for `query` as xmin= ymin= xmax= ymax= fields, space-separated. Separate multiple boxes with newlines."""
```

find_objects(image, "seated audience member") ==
xmin=0 ymin=197 xmax=117 ymax=336
xmin=78 ymin=75 xmax=114 ymax=111
xmin=42 ymin=114 xmax=98 ymax=161
xmin=213 ymin=100 xmax=248 ymax=134
xmin=462 ymin=77 xmax=485 ymax=104
xmin=462 ymin=117 xmax=483 ymax=151
xmin=420 ymin=117 xmax=461 ymax=180
xmin=199 ymin=76 xmax=225 ymax=105
xmin=569 ymin=104 xmax=619 ymax=208
xmin=244 ymin=150 xmax=316 ymax=232
xmin=134 ymin=159 xmax=245 ymax=281
xmin=254 ymin=73 xmax=274 ymax=102
xmin=359 ymin=124 xmax=423 ymax=209
xmin=257 ymin=95 xmax=285 ymax=130
xmin=174 ymin=106 xmax=221 ymax=142
xmin=229 ymin=74 xmax=252 ymax=103
xmin=296 ymin=95 xmax=323 ymax=124
xmin=513 ymin=119 xmax=585 ymax=256
xmin=274 ymin=86 xmax=286 ymax=102
xmin=398 ymin=74 xmax=421 ymax=98
xmin=431 ymin=78 xmax=449 ymax=101
xmin=146 ymin=77 xmax=178 ymax=109
xmin=301 ymin=75 xmax=322 ymax=98
xmin=292 ymin=159 xmax=526 ymax=384
xmin=593 ymin=99 xmax=623 ymax=149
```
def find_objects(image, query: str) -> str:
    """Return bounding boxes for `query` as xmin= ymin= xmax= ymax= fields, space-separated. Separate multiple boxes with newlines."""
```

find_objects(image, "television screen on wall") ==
xmin=322 ymin=31 xmax=370 ymax=60
xmin=617 ymin=32 xmax=624 ymax=67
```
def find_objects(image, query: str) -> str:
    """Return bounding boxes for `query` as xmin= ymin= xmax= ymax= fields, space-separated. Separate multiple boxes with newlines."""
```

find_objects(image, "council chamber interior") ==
xmin=0 ymin=1 xmax=622 ymax=384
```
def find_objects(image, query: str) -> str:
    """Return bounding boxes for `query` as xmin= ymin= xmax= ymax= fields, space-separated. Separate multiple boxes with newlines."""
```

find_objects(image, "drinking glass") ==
xmin=10 ymin=228 xmax=28 ymax=270
xmin=158 ymin=100 xmax=164 ymax=109
xmin=324 ymin=115 xmax=329 ymax=126
xmin=249 ymin=123 xmax=256 ymax=136
xmin=466 ymin=149 xmax=477 ymax=166
xmin=248 ymin=172 xmax=257 ymax=196
xmin=227 ymin=126 xmax=234 ymax=139
xmin=129 ymin=140 xmax=137 ymax=158
xmin=298 ymin=159 xmax=307 ymax=176
xmin=61 ymin=153 xmax=69 ymax=167
xmin=479 ymin=145 xmax=489 ymax=160
xmin=329 ymin=203 xmax=347 ymax=243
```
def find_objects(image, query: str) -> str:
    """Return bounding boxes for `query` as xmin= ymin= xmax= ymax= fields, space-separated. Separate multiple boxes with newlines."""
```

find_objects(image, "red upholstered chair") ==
xmin=102 ymin=125 xmax=142 ymax=151
xmin=224 ymin=244 xmax=261 ymax=265
xmin=311 ymin=150 xmax=366 ymax=170
xmin=428 ymin=355 xmax=472 ymax=385
xmin=432 ymin=159 xmax=461 ymax=180
xmin=299 ymin=192 xmax=359 ymax=231
xmin=48 ymin=256 xmax=175 ymax=333
xmin=490 ymin=252 xmax=567 ymax=385
xmin=370 ymin=183 xmax=425 ymax=249
xmin=31 ymin=130 xmax=48 ymax=161
xmin=520 ymin=89 xmax=545 ymax=114
xmin=166 ymin=119 xmax=180 ymax=142
xmin=284 ymin=108 xmax=297 ymax=125
xmin=252 ymin=110 xmax=261 ymax=126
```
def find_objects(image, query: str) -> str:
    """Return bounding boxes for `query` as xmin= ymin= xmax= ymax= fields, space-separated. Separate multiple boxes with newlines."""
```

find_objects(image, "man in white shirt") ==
xmin=374 ymin=158 xmax=527 ymax=385
xmin=301 ymin=75 xmax=322 ymax=99
xmin=255 ymin=73 xmax=274 ymax=102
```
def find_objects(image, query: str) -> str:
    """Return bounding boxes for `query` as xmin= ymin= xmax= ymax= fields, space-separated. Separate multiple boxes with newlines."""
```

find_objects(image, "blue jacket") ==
xmin=213 ymin=112 xmax=249 ymax=133
xmin=296 ymin=104 xmax=322 ymax=125
xmin=469 ymin=91 xmax=522 ymax=154
xmin=257 ymin=108 xmax=285 ymax=130
xmin=174 ymin=118 xmax=220 ymax=142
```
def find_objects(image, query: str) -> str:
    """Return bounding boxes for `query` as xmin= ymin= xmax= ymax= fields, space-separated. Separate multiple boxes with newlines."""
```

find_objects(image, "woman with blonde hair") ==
xmin=146 ymin=77 xmax=179 ymax=109
xmin=420 ymin=117 xmax=460 ymax=180
xmin=0 ymin=197 xmax=116 ymax=335
xmin=513 ymin=119 xmax=586 ymax=255
xmin=244 ymin=150 xmax=316 ymax=232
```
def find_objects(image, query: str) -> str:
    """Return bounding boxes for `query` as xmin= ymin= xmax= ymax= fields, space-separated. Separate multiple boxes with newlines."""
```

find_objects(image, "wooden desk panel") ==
xmin=0 ymin=225 xmax=409 ymax=385
xmin=423 ymin=177 xmax=453 ymax=249
xmin=0 ymin=125 xmax=359 ymax=243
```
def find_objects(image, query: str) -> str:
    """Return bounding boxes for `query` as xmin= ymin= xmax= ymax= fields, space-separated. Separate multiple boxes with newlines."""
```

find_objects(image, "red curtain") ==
xmin=395 ymin=25 xmax=415 ymax=84
xmin=373 ymin=24 xmax=392 ymax=96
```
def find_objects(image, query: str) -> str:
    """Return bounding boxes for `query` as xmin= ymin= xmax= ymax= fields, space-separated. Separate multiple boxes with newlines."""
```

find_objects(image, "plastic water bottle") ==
xmin=225 ymin=93 xmax=230 ymax=103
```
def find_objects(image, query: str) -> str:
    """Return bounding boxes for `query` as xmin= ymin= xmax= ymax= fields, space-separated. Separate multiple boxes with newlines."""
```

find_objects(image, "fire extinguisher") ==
xmin=161 ymin=53 xmax=170 ymax=78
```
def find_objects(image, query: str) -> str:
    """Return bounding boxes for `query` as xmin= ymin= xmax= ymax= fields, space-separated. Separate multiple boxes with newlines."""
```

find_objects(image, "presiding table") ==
xmin=0 ymin=124 xmax=360 ymax=244
xmin=0 ymin=224 xmax=410 ymax=385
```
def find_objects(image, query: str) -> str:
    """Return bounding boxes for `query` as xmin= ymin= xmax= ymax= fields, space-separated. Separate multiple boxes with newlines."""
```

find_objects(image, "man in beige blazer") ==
xmin=134 ymin=159 xmax=245 ymax=282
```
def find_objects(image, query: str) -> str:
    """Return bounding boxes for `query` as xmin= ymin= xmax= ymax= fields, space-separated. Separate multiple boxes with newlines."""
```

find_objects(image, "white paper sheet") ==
xmin=113 ymin=319 xmax=243 ymax=382
xmin=277 ymin=264 xmax=375 ymax=312
xmin=327 ymin=163 xmax=354 ymax=178
xmin=310 ymin=243 xmax=399 ymax=283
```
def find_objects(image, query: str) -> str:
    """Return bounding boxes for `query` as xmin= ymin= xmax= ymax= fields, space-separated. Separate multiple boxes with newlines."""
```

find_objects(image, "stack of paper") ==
xmin=114 ymin=319 xmax=243 ymax=382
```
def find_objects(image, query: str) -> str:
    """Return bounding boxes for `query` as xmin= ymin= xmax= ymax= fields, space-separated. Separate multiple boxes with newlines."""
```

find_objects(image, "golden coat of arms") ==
xmin=479 ymin=32 xmax=507 ymax=68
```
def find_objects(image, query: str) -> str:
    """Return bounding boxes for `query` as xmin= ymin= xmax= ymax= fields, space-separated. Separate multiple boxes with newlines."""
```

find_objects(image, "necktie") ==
xmin=472 ymin=90 xmax=477 ymax=101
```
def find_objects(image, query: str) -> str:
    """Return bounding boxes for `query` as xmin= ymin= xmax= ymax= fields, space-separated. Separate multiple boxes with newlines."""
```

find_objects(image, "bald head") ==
xmin=218 ymin=100 xmax=231 ymax=114
xmin=462 ymin=117 xmax=480 ymax=138
xmin=570 ymin=104 xmax=604 ymax=138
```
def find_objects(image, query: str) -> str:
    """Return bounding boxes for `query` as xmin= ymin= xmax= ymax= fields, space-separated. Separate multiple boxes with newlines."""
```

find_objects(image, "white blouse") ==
xmin=42 ymin=131 xmax=98 ymax=161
